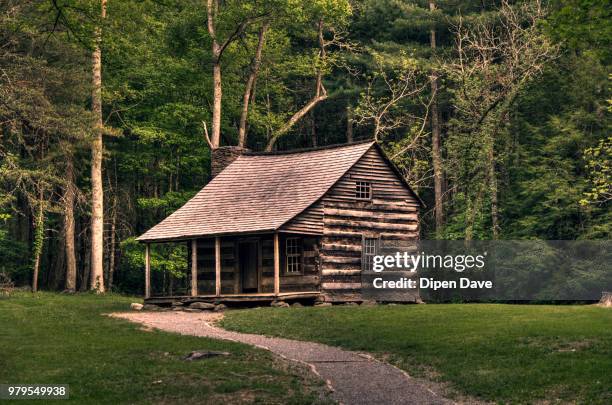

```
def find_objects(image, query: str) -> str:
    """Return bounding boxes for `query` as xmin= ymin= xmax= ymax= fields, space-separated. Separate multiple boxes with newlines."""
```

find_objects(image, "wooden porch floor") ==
xmin=145 ymin=291 xmax=321 ymax=305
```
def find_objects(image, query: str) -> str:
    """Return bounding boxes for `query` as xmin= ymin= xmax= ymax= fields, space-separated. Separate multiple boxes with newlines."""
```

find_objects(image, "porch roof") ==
xmin=137 ymin=141 xmax=376 ymax=242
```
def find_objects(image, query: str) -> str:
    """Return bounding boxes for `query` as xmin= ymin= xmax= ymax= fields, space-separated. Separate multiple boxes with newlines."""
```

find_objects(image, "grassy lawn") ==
xmin=0 ymin=293 xmax=325 ymax=404
xmin=221 ymin=304 xmax=612 ymax=404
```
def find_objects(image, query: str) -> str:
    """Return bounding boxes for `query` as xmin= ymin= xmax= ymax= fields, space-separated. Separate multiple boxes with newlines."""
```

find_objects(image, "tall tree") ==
xmin=429 ymin=0 xmax=444 ymax=234
xmin=90 ymin=0 xmax=106 ymax=292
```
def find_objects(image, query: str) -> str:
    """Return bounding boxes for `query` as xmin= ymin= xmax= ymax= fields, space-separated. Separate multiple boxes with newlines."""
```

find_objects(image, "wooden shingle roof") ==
xmin=138 ymin=141 xmax=378 ymax=242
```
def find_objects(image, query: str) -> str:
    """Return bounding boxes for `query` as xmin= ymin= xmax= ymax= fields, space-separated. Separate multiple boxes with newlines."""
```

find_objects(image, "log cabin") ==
xmin=137 ymin=140 xmax=423 ymax=305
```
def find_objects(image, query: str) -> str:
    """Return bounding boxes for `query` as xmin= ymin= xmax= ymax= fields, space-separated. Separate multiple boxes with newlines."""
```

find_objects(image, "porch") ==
xmin=144 ymin=291 xmax=321 ymax=305
xmin=143 ymin=232 xmax=321 ymax=302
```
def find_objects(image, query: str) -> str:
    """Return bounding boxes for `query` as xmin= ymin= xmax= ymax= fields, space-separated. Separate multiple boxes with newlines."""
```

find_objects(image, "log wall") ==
xmin=320 ymin=147 xmax=420 ymax=301
xmin=196 ymin=238 xmax=237 ymax=295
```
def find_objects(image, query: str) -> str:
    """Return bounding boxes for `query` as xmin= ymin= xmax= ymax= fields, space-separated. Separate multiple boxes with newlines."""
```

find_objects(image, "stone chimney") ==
xmin=211 ymin=146 xmax=249 ymax=178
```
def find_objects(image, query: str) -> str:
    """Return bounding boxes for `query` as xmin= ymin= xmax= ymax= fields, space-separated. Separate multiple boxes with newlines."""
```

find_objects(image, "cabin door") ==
xmin=239 ymin=241 xmax=259 ymax=293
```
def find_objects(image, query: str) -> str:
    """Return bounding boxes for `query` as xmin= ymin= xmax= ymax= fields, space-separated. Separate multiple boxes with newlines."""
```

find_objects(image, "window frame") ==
xmin=361 ymin=236 xmax=379 ymax=272
xmin=355 ymin=180 xmax=372 ymax=201
xmin=285 ymin=237 xmax=303 ymax=275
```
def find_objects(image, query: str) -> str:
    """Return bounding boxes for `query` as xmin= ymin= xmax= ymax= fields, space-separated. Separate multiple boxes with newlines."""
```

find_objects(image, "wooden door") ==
xmin=239 ymin=241 xmax=259 ymax=293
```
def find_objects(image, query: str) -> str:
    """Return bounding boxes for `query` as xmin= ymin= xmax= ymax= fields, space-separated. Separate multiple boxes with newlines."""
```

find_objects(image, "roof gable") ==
xmin=279 ymin=144 xmax=423 ymax=234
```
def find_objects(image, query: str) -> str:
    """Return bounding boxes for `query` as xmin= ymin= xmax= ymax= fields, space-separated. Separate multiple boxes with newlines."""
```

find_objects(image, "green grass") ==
xmin=221 ymin=304 xmax=612 ymax=404
xmin=0 ymin=292 xmax=325 ymax=404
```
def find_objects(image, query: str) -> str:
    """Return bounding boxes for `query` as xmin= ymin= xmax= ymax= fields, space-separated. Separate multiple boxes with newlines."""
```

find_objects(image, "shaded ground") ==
xmin=114 ymin=311 xmax=459 ymax=405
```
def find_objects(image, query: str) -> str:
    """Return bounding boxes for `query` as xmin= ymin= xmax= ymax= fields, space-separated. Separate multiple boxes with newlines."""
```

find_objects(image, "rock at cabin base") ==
xmin=183 ymin=350 xmax=230 ymax=361
xmin=142 ymin=304 xmax=162 ymax=311
xmin=360 ymin=300 xmax=377 ymax=306
xmin=190 ymin=302 xmax=215 ymax=310
xmin=130 ymin=303 xmax=143 ymax=311
xmin=214 ymin=303 xmax=227 ymax=312
xmin=171 ymin=301 xmax=184 ymax=307
xmin=291 ymin=302 xmax=303 ymax=307
xmin=172 ymin=307 xmax=183 ymax=311
xmin=314 ymin=302 xmax=332 ymax=307
xmin=271 ymin=300 xmax=290 ymax=308
xmin=344 ymin=302 xmax=358 ymax=306
xmin=183 ymin=308 xmax=201 ymax=312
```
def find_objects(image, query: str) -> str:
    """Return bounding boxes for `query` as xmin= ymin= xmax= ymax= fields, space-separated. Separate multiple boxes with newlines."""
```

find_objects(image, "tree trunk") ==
xmin=310 ymin=110 xmax=317 ymax=147
xmin=465 ymin=186 xmax=483 ymax=241
xmin=108 ymin=194 xmax=117 ymax=289
xmin=346 ymin=105 xmax=353 ymax=143
xmin=211 ymin=59 xmax=222 ymax=148
xmin=207 ymin=0 xmax=222 ymax=148
xmin=488 ymin=141 xmax=499 ymax=239
xmin=90 ymin=0 xmax=106 ymax=293
xmin=64 ymin=157 xmax=77 ymax=292
xmin=31 ymin=189 xmax=45 ymax=293
xmin=429 ymin=0 xmax=444 ymax=235
xmin=79 ymin=217 xmax=91 ymax=291
xmin=238 ymin=22 xmax=269 ymax=147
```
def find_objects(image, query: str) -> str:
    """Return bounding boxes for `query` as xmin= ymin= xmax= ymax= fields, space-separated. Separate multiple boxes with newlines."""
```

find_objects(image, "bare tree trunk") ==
xmin=346 ymin=105 xmax=353 ymax=143
xmin=64 ymin=157 xmax=77 ymax=292
xmin=207 ymin=0 xmax=224 ymax=148
xmin=238 ymin=22 xmax=269 ymax=147
xmin=211 ymin=59 xmax=222 ymax=148
xmin=90 ymin=0 xmax=106 ymax=293
xmin=429 ymin=0 xmax=444 ymax=235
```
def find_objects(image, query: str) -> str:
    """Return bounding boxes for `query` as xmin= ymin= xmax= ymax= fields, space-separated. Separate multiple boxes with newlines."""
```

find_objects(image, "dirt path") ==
xmin=112 ymin=311 xmax=454 ymax=405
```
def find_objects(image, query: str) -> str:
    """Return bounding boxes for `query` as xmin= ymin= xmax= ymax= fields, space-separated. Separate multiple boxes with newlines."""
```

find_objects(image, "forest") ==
xmin=0 ymin=0 xmax=609 ymax=294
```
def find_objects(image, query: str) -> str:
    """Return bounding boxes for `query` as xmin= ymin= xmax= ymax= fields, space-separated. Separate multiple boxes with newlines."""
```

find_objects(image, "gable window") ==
xmin=362 ymin=237 xmax=378 ymax=271
xmin=286 ymin=237 xmax=302 ymax=274
xmin=355 ymin=181 xmax=372 ymax=200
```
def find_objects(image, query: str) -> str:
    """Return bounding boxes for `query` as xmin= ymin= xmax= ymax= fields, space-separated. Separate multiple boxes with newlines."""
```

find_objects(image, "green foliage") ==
xmin=137 ymin=191 xmax=197 ymax=216
xmin=121 ymin=238 xmax=187 ymax=278
xmin=581 ymin=136 xmax=611 ymax=206
xmin=546 ymin=0 xmax=611 ymax=63
xmin=0 ymin=224 xmax=29 ymax=285
xmin=117 ymin=238 xmax=188 ymax=294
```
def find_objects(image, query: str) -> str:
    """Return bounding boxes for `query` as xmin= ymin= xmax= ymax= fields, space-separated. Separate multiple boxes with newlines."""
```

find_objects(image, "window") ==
xmin=362 ymin=237 xmax=378 ymax=271
xmin=286 ymin=237 xmax=302 ymax=274
xmin=355 ymin=181 xmax=372 ymax=200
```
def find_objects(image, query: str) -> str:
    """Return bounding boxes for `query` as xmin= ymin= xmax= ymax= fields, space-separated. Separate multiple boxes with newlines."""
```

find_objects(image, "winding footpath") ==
xmin=112 ymin=311 xmax=455 ymax=405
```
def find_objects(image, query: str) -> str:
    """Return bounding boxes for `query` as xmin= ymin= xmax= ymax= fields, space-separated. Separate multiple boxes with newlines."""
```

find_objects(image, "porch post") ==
xmin=144 ymin=243 xmax=151 ymax=299
xmin=215 ymin=237 xmax=221 ymax=297
xmin=273 ymin=232 xmax=280 ymax=296
xmin=191 ymin=239 xmax=198 ymax=296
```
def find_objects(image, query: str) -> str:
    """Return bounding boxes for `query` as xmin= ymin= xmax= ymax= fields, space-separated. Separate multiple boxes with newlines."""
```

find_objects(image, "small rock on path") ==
xmin=112 ymin=311 xmax=455 ymax=405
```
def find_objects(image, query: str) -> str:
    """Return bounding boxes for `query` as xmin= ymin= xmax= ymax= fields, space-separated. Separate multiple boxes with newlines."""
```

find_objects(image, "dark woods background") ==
xmin=0 ymin=0 xmax=609 ymax=294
